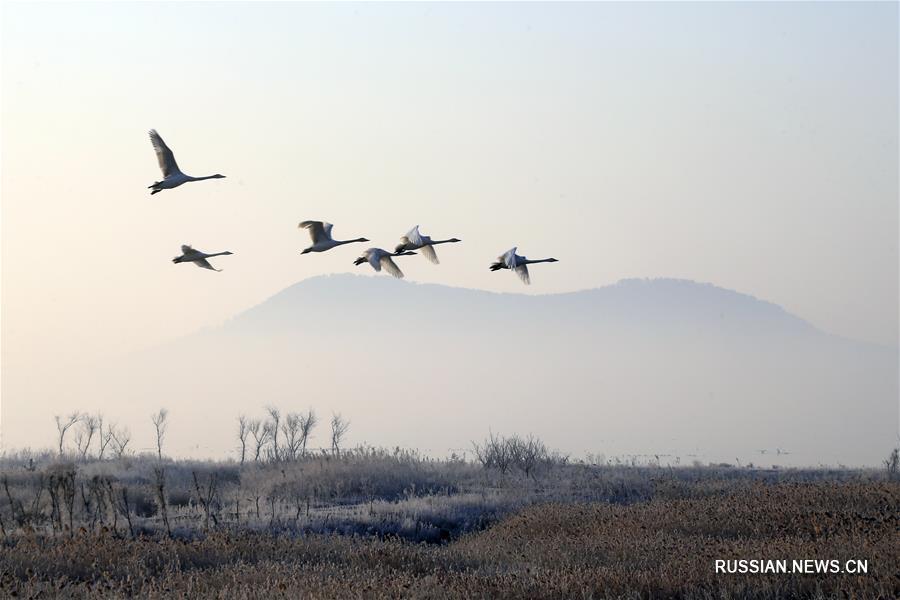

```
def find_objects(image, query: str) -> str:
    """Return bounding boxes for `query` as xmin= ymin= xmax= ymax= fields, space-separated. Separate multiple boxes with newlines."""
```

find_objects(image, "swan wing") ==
xmin=149 ymin=130 xmax=180 ymax=177
xmin=514 ymin=264 xmax=530 ymax=285
xmin=420 ymin=244 xmax=439 ymax=264
xmin=405 ymin=225 xmax=424 ymax=246
xmin=193 ymin=257 xmax=220 ymax=271
xmin=180 ymin=245 xmax=206 ymax=260
xmin=502 ymin=248 xmax=518 ymax=268
xmin=367 ymin=249 xmax=383 ymax=272
xmin=299 ymin=220 xmax=327 ymax=244
xmin=323 ymin=222 xmax=334 ymax=240
xmin=381 ymin=256 xmax=404 ymax=278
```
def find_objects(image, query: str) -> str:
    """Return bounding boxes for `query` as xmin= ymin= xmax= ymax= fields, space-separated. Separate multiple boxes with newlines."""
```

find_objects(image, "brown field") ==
xmin=1 ymin=479 xmax=896 ymax=599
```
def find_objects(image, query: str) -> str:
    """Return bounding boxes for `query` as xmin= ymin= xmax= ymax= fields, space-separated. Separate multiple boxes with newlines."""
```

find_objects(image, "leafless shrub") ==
xmin=46 ymin=463 xmax=77 ymax=535
xmin=473 ymin=431 xmax=513 ymax=474
xmin=885 ymin=447 xmax=899 ymax=480
xmin=473 ymin=433 xmax=565 ymax=479
xmin=111 ymin=481 xmax=135 ymax=538
xmin=109 ymin=424 xmax=132 ymax=458
xmin=153 ymin=467 xmax=171 ymax=537
xmin=508 ymin=434 xmax=548 ymax=479
xmin=192 ymin=470 xmax=220 ymax=530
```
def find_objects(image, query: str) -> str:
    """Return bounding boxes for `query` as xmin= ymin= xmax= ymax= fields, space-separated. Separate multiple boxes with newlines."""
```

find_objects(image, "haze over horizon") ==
xmin=2 ymin=273 xmax=896 ymax=467
xmin=1 ymin=2 xmax=897 ymax=460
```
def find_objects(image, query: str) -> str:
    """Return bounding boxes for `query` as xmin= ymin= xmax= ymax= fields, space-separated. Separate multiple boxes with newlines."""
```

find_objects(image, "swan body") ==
xmin=353 ymin=248 xmax=416 ymax=278
xmin=148 ymin=130 xmax=225 ymax=195
xmin=299 ymin=220 xmax=369 ymax=253
xmin=394 ymin=225 xmax=461 ymax=264
xmin=489 ymin=247 xmax=558 ymax=284
xmin=172 ymin=245 xmax=233 ymax=271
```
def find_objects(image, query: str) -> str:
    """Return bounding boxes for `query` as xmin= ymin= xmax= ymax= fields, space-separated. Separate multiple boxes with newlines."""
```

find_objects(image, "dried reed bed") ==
xmin=0 ymin=480 xmax=896 ymax=599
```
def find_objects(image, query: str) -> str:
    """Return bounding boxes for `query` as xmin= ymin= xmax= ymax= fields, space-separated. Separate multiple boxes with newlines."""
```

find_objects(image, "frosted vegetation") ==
xmin=1 ymin=409 xmax=893 ymax=544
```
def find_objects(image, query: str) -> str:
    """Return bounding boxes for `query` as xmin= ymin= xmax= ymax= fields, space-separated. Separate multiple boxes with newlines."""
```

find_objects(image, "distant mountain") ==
xmin=100 ymin=275 xmax=898 ymax=465
xmin=222 ymin=275 xmax=820 ymax=337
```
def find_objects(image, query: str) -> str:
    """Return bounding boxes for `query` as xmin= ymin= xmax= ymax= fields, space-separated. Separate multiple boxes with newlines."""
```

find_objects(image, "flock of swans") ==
xmin=150 ymin=129 xmax=558 ymax=283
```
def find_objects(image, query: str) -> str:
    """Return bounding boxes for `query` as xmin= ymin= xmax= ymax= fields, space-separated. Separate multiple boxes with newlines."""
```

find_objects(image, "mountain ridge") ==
xmin=219 ymin=273 xmax=822 ymax=340
xmin=84 ymin=272 xmax=895 ymax=466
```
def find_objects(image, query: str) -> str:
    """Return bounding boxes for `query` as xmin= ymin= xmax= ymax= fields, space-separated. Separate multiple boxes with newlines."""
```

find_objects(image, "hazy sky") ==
xmin=2 ymin=2 xmax=898 ymax=448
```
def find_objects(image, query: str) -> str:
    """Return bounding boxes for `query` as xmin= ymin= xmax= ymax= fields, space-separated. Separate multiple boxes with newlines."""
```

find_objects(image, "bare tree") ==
xmin=299 ymin=409 xmax=317 ymax=456
xmin=330 ymin=413 xmax=350 ymax=457
xmin=472 ymin=431 xmax=513 ymax=474
xmin=112 ymin=483 xmax=135 ymax=538
xmin=97 ymin=417 xmax=114 ymax=460
xmin=249 ymin=419 xmax=270 ymax=462
xmin=237 ymin=415 xmax=250 ymax=465
xmin=885 ymin=447 xmax=900 ymax=480
xmin=54 ymin=412 xmax=81 ymax=457
xmin=509 ymin=434 xmax=548 ymax=480
xmin=151 ymin=408 xmax=168 ymax=460
xmin=266 ymin=406 xmax=281 ymax=461
xmin=109 ymin=425 xmax=132 ymax=458
xmin=192 ymin=471 xmax=220 ymax=530
xmin=153 ymin=467 xmax=171 ymax=537
xmin=281 ymin=413 xmax=303 ymax=461
xmin=74 ymin=414 xmax=99 ymax=460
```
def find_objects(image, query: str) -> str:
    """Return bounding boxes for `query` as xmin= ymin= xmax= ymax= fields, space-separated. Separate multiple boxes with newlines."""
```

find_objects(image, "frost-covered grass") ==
xmin=0 ymin=480 xmax=895 ymax=599
xmin=0 ymin=445 xmax=883 ymax=543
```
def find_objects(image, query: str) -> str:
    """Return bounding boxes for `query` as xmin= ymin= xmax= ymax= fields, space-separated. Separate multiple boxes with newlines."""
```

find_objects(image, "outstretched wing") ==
xmin=193 ymin=257 xmax=221 ymax=272
xmin=514 ymin=264 xmax=530 ymax=285
xmin=149 ymin=130 xmax=180 ymax=178
xmin=367 ymin=250 xmax=383 ymax=272
xmin=299 ymin=220 xmax=327 ymax=244
xmin=380 ymin=256 xmax=404 ymax=278
xmin=501 ymin=248 xmax=518 ymax=268
xmin=180 ymin=244 xmax=195 ymax=255
xmin=420 ymin=244 xmax=439 ymax=264
xmin=405 ymin=225 xmax=424 ymax=247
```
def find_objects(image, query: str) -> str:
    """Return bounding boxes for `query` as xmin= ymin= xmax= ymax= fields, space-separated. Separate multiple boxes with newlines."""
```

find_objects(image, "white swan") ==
xmin=353 ymin=248 xmax=417 ymax=278
xmin=172 ymin=245 xmax=233 ymax=271
xmin=298 ymin=221 xmax=369 ymax=253
xmin=489 ymin=247 xmax=558 ymax=284
xmin=394 ymin=225 xmax=461 ymax=264
xmin=148 ymin=130 xmax=225 ymax=195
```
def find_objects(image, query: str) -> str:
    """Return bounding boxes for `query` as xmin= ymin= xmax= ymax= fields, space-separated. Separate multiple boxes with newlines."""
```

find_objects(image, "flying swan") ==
xmin=148 ymin=130 xmax=225 ymax=195
xmin=298 ymin=221 xmax=369 ymax=254
xmin=172 ymin=245 xmax=233 ymax=272
xmin=394 ymin=225 xmax=461 ymax=264
xmin=489 ymin=247 xmax=558 ymax=284
xmin=353 ymin=248 xmax=417 ymax=278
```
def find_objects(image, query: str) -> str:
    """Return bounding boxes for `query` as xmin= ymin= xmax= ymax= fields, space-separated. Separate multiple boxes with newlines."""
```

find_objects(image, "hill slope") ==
xmin=92 ymin=275 xmax=900 ymax=465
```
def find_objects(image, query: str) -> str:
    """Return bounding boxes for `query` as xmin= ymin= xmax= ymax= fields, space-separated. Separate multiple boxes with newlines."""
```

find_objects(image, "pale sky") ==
xmin=2 ymin=2 xmax=898 ymax=445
